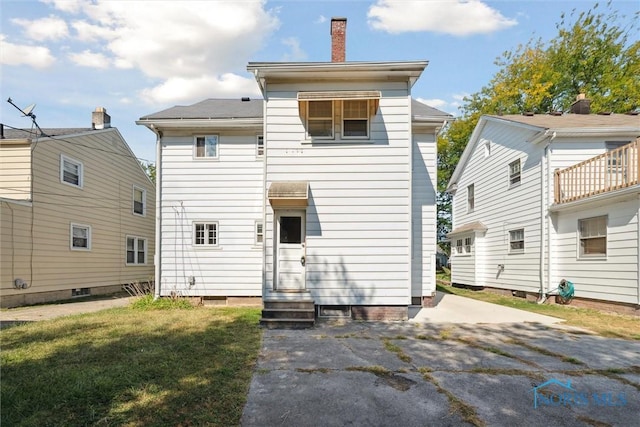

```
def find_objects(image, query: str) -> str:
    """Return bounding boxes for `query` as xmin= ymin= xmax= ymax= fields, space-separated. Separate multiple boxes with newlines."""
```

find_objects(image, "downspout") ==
xmin=547 ymin=137 xmax=554 ymax=297
xmin=538 ymin=132 xmax=556 ymax=303
xmin=150 ymin=125 xmax=163 ymax=300
xmin=637 ymin=194 xmax=640 ymax=306
xmin=407 ymin=89 xmax=413 ymax=305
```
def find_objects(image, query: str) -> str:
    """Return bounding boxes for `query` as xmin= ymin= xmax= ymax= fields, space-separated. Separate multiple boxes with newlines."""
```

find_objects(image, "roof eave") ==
xmin=136 ymin=118 xmax=263 ymax=129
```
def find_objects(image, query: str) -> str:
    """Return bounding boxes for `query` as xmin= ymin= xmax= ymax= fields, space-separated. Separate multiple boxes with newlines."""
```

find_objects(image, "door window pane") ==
xmin=280 ymin=216 xmax=302 ymax=244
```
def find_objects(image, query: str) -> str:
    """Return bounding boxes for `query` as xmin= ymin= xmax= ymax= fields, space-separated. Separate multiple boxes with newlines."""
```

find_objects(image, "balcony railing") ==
xmin=554 ymin=139 xmax=639 ymax=204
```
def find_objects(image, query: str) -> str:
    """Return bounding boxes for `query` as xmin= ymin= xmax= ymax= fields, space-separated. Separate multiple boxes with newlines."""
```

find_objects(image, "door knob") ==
xmin=300 ymin=255 xmax=305 ymax=266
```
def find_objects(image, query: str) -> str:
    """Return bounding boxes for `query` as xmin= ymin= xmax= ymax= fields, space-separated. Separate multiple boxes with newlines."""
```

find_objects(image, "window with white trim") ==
xmin=71 ymin=223 xmax=91 ymax=250
xmin=195 ymin=135 xmax=218 ymax=158
xmin=255 ymin=221 xmax=264 ymax=245
xmin=133 ymin=186 xmax=146 ymax=216
xmin=579 ymin=216 xmax=607 ymax=258
xmin=126 ymin=236 xmax=147 ymax=265
xmin=256 ymin=135 xmax=264 ymax=157
xmin=464 ymin=236 xmax=473 ymax=254
xmin=455 ymin=238 xmax=463 ymax=255
xmin=342 ymin=100 xmax=369 ymax=138
xmin=307 ymin=100 xmax=333 ymax=138
xmin=509 ymin=159 xmax=521 ymax=186
xmin=194 ymin=222 xmax=218 ymax=246
xmin=509 ymin=228 xmax=525 ymax=253
xmin=467 ymin=184 xmax=475 ymax=212
xmin=61 ymin=155 xmax=83 ymax=188
xmin=483 ymin=140 xmax=491 ymax=158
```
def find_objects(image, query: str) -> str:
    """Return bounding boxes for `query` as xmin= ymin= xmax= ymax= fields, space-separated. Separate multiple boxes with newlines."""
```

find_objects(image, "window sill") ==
xmin=125 ymin=263 xmax=147 ymax=267
xmin=192 ymin=157 xmax=220 ymax=161
xmin=300 ymin=139 xmax=374 ymax=146
xmin=70 ymin=248 xmax=91 ymax=251
xmin=133 ymin=212 xmax=146 ymax=218
xmin=577 ymin=256 xmax=607 ymax=261
xmin=508 ymin=251 xmax=525 ymax=255
xmin=508 ymin=182 xmax=521 ymax=190
xmin=192 ymin=246 xmax=222 ymax=250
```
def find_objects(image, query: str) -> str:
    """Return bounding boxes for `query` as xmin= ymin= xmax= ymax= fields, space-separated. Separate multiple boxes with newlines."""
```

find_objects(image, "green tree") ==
xmin=437 ymin=2 xmax=639 ymax=242
xmin=141 ymin=162 xmax=156 ymax=184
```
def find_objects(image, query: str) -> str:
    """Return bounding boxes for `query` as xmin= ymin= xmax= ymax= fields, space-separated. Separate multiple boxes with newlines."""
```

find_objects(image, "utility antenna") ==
xmin=7 ymin=97 xmax=47 ymax=137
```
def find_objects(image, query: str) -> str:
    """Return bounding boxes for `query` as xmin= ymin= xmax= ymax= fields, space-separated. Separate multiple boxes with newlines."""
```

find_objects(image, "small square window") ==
xmin=61 ymin=155 xmax=83 ymax=188
xmin=509 ymin=159 xmax=521 ymax=186
xmin=133 ymin=186 xmax=146 ymax=216
xmin=71 ymin=223 xmax=91 ymax=250
xmin=126 ymin=236 xmax=147 ymax=265
xmin=256 ymin=221 xmax=264 ymax=245
xmin=509 ymin=228 xmax=524 ymax=253
xmin=256 ymin=135 xmax=264 ymax=157
xmin=579 ymin=216 xmax=607 ymax=257
xmin=194 ymin=222 xmax=218 ymax=246
xmin=195 ymin=135 xmax=218 ymax=158
xmin=467 ymin=184 xmax=475 ymax=212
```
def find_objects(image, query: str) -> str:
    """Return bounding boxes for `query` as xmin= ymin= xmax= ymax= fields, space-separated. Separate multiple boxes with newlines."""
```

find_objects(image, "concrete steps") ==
xmin=260 ymin=299 xmax=315 ymax=329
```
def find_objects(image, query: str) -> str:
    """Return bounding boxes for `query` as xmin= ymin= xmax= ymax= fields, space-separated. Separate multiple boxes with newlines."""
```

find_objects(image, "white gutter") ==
xmin=136 ymin=118 xmax=262 ymax=129
xmin=149 ymin=125 xmax=162 ymax=300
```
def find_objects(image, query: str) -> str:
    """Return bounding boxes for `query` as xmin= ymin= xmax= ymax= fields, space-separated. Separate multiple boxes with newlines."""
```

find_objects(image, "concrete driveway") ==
xmin=242 ymin=313 xmax=639 ymax=426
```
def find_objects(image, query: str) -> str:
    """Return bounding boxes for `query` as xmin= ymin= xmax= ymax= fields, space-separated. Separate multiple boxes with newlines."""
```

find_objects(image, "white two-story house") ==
xmin=138 ymin=18 xmax=451 ymax=324
xmin=447 ymin=96 xmax=640 ymax=313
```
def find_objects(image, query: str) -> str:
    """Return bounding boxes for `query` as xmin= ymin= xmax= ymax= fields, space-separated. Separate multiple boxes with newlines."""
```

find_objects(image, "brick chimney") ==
xmin=92 ymin=107 xmax=111 ymax=129
xmin=331 ymin=17 xmax=347 ymax=62
xmin=570 ymin=94 xmax=591 ymax=115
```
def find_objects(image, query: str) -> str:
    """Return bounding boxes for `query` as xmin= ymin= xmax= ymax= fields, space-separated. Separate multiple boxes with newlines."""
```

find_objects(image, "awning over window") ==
xmin=297 ymin=91 xmax=381 ymax=101
xmin=447 ymin=221 xmax=488 ymax=238
xmin=268 ymin=181 xmax=309 ymax=207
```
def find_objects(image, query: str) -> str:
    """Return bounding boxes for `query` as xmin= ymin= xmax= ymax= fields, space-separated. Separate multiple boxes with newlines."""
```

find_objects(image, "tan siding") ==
xmin=0 ymin=142 xmax=31 ymax=200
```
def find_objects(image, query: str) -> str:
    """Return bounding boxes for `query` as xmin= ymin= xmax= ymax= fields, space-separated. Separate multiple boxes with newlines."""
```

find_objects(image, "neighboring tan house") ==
xmin=0 ymin=108 xmax=155 ymax=308
xmin=137 ymin=18 xmax=451 ymax=324
xmin=446 ymin=96 xmax=640 ymax=312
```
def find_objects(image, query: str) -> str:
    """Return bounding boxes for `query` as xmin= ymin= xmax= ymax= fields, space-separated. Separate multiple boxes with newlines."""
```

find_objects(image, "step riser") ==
xmin=260 ymin=320 xmax=315 ymax=329
xmin=264 ymin=301 xmax=314 ymax=310
xmin=262 ymin=310 xmax=315 ymax=320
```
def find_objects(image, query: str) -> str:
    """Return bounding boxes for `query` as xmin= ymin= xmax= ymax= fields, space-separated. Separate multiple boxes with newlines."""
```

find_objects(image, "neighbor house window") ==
xmin=133 ymin=186 xmax=146 ymax=216
xmin=467 ymin=184 xmax=475 ymax=212
xmin=605 ymin=141 xmax=629 ymax=170
xmin=195 ymin=135 xmax=218 ymax=158
xmin=464 ymin=236 xmax=473 ymax=254
xmin=126 ymin=236 xmax=147 ymax=265
xmin=509 ymin=228 xmax=525 ymax=253
xmin=307 ymin=100 xmax=333 ymax=138
xmin=194 ymin=222 xmax=218 ymax=246
xmin=509 ymin=159 xmax=521 ymax=186
xmin=61 ymin=155 xmax=83 ymax=188
xmin=579 ymin=216 xmax=607 ymax=258
xmin=342 ymin=100 xmax=369 ymax=138
xmin=255 ymin=221 xmax=264 ymax=245
xmin=70 ymin=223 xmax=91 ymax=250
xmin=455 ymin=239 xmax=463 ymax=255
xmin=256 ymin=135 xmax=264 ymax=157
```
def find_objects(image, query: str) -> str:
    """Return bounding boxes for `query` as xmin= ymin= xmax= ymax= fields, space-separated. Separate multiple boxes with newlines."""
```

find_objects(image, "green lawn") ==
xmin=436 ymin=274 xmax=640 ymax=340
xmin=1 ymin=299 xmax=262 ymax=426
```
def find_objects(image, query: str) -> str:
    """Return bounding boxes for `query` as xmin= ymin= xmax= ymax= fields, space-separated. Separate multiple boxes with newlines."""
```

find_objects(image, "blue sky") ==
xmin=1 ymin=0 xmax=637 ymax=164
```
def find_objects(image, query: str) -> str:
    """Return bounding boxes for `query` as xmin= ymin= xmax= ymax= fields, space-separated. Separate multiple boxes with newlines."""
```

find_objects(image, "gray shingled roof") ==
xmin=140 ymin=97 xmax=451 ymax=121
xmin=2 ymin=127 xmax=94 ymax=140
xmin=139 ymin=98 xmax=263 ymax=120
xmin=488 ymin=113 xmax=640 ymax=129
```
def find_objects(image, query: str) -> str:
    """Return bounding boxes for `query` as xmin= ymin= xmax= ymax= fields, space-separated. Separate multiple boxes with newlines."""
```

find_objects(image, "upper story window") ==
xmin=195 ymin=135 xmax=218 ymax=159
xmin=70 ymin=223 xmax=91 ymax=250
xmin=256 ymin=135 xmax=264 ymax=157
xmin=61 ymin=155 xmax=83 ymax=188
xmin=509 ymin=228 xmax=524 ymax=254
xmin=133 ymin=186 xmax=146 ymax=216
xmin=342 ymin=100 xmax=369 ymax=138
xmin=509 ymin=159 xmax=521 ymax=186
xmin=307 ymin=101 xmax=334 ymax=138
xmin=194 ymin=222 xmax=218 ymax=246
xmin=483 ymin=140 xmax=491 ymax=158
xmin=467 ymin=184 xmax=475 ymax=213
xmin=579 ymin=216 xmax=607 ymax=258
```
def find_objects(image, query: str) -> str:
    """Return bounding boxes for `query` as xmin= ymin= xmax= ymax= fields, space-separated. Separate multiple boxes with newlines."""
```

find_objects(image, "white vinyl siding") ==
xmin=126 ymin=236 xmax=147 ymax=265
xmin=61 ymin=154 xmax=83 ymax=188
xmin=159 ymin=133 xmax=263 ymax=296
xmin=265 ymin=81 xmax=413 ymax=305
xmin=70 ymin=223 xmax=91 ymax=250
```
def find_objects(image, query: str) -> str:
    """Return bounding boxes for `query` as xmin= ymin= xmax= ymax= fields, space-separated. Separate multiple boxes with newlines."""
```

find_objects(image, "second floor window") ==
xmin=61 ymin=155 xmax=83 ymax=188
xmin=343 ymin=100 xmax=369 ymax=138
xmin=133 ymin=186 xmax=145 ymax=216
xmin=257 ymin=135 xmax=264 ymax=157
xmin=307 ymin=101 xmax=333 ymax=138
xmin=467 ymin=184 xmax=475 ymax=212
xmin=509 ymin=159 xmax=521 ymax=186
xmin=195 ymin=135 xmax=218 ymax=158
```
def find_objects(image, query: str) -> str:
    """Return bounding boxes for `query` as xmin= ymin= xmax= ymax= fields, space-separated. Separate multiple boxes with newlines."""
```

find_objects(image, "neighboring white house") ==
xmin=447 ymin=96 xmax=640 ymax=311
xmin=1 ymin=108 xmax=155 ymax=308
xmin=137 ymin=18 xmax=451 ymax=322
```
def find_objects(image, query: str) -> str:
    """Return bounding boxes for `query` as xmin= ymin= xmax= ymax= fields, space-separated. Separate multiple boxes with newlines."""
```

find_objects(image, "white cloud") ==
xmin=416 ymin=97 xmax=448 ymax=110
xmin=0 ymin=35 xmax=56 ymax=68
xmin=68 ymin=49 xmax=110 ymax=68
xmin=139 ymin=73 xmax=261 ymax=105
xmin=41 ymin=0 xmax=85 ymax=14
xmin=368 ymin=0 xmax=517 ymax=36
xmin=281 ymin=37 xmax=307 ymax=61
xmin=316 ymin=15 xmax=327 ymax=24
xmin=12 ymin=15 xmax=69 ymax=41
